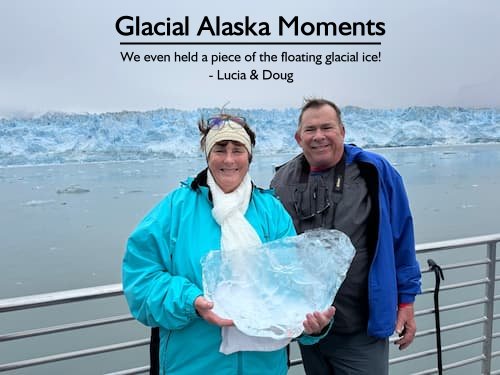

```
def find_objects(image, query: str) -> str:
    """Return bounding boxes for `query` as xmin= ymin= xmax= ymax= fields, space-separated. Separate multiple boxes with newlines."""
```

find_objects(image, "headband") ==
xmin=205 ymin=121 xmax=252 ymax=157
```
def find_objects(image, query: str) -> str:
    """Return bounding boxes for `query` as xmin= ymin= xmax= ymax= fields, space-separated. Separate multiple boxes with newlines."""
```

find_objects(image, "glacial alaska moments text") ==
xmin=115 ymin=16 xmax=385 ymax=37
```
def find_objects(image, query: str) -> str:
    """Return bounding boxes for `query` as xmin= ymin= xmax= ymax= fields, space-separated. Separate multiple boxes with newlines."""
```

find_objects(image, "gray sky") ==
xmin=1 ymin=0 xmax=499 ymax=114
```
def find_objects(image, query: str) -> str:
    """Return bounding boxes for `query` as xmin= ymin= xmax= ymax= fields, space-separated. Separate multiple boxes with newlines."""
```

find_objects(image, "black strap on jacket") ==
xmin=324 ymin=153 xmax=345 ymax=229
xmin=332 ymin=154 xmax=346 ymax=202
xmin=150 ymin=327 xmax=160 ymax=375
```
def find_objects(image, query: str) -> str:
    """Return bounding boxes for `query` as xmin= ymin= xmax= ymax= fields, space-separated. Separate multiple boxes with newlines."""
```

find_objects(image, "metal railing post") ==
xmin=482 ymin=240 xmax=497 ymax=375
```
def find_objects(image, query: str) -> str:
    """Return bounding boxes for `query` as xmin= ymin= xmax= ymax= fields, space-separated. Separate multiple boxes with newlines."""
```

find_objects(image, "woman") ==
xmin=122 ymin=114 xmax=334 ymax=375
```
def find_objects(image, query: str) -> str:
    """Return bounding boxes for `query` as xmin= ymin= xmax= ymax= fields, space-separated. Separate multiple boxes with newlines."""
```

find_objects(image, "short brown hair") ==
xmin=298 ymin=98 xmax=343 ymax=128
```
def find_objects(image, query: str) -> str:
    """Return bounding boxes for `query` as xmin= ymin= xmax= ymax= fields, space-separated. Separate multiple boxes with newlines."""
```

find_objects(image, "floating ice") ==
xmin=22 ymin=199 xmax=56 ymax=206
xmin=56 ymin=185 xmax=90 ymax=194
xmin=201 ymin=229 xmax=355 ymax=339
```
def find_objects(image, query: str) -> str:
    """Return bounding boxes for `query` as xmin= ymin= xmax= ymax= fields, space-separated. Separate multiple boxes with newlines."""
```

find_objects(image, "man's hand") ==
xmin=194 ymin=296 xmax=234 ymax=327
xmin=394 ymin=303 xmax=416 ymax=350
xmin=303 ymin=306 xmax=336 ymax=335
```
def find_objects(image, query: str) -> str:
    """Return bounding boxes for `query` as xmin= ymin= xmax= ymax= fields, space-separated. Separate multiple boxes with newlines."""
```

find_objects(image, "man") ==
xmin=270 ymin=98 xmax=421 ymax=374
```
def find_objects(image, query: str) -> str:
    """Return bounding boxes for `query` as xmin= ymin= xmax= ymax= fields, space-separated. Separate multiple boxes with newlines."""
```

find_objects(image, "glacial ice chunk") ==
xmin=201 ymin=229 xmax=355 ymax=340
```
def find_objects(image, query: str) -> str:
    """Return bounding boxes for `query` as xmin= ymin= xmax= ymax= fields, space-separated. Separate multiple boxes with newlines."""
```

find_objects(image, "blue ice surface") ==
xmin=1 ymin=106 xmax=499 ymax=166
xmin=201 ymin=229 xmax=355 ymax=339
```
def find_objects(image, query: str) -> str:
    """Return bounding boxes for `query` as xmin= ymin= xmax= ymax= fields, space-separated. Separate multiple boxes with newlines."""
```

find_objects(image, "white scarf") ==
xmin=206 ymin=169 xmax=291 ymax=354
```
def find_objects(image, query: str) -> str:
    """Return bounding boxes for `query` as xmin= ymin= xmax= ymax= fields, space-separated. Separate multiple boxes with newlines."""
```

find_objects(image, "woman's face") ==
xmin=208 ymin=141 xmax=250 ymax=193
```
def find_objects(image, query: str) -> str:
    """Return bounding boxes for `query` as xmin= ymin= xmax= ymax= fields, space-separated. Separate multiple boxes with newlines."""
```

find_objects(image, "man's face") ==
xmin=295 ymin=105 xmax=345 ymax=169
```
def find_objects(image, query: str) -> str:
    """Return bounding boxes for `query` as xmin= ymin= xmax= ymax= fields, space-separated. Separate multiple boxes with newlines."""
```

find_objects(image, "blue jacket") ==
xmin=272 ymin=145 xmax=422 ymax=338
xmin=122 ymin=172 xmax=302 ymax=375
xmin=346 ymin=144 xmax=422 ymax=337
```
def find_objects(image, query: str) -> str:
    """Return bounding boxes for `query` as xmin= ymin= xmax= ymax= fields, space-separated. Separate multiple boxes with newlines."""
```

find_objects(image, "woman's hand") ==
xmin=194 ymin=296 xmax=234 ymax=327
xmin=303 ymin=306 xmax=336 ymax=335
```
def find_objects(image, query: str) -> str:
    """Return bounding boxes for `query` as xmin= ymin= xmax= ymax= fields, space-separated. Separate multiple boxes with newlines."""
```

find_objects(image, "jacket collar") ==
xmin=184 ymin=168 xmax=264 ymax=200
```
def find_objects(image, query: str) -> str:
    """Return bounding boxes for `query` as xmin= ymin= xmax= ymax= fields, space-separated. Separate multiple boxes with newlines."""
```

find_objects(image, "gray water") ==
xmin=1 ymin=144 xmax=500 ymax=374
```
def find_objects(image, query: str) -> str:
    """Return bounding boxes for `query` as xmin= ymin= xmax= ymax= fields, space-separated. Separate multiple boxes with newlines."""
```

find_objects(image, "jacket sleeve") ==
xmin=298 ymin=319 xmax=333 ymax=345
xmin=122 ymin=195 xmax=203 ymax=330
xmin=388 ymin=168 xmax=422 ymax=303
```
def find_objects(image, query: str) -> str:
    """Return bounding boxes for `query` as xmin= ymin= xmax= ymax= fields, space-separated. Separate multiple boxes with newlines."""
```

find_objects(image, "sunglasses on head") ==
xmin=207 ymin=115 xmax=247 ymax=129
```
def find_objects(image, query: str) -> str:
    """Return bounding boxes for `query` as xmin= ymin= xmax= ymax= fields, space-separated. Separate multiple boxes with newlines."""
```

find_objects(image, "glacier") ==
xmin=0 ymin=106 xmax=499 ymax=167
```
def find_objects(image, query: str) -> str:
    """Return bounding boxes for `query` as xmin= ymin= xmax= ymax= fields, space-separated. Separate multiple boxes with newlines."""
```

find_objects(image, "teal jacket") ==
xmin=123 ymin=171 xmax=313 ymax=375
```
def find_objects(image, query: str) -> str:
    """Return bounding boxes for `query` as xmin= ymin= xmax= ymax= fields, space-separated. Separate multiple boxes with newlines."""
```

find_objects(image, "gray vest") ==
xmin=271 ymin=154 xmax=373 ymax=333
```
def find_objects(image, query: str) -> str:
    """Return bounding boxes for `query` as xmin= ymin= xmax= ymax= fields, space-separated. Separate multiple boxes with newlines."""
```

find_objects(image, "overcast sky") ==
xmin=1 ymin=0 xmax=499 ymax=114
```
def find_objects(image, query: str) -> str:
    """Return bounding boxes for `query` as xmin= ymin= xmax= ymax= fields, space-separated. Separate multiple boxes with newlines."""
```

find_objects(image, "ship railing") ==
xmin=1 ymin=233 xmax=500 ymax=374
